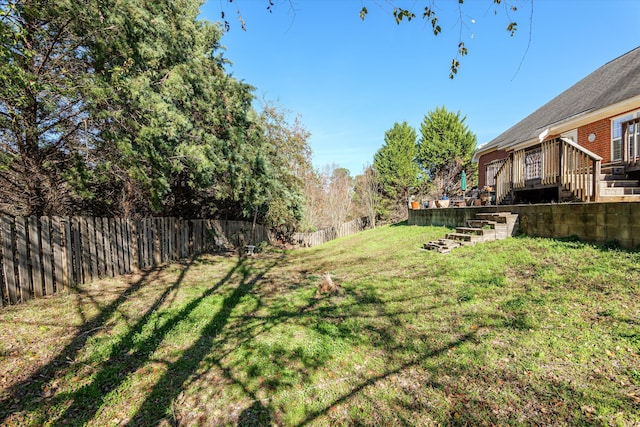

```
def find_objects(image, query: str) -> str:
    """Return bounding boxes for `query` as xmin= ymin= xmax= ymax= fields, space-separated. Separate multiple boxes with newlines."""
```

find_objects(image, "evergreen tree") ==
xmin=0 ymin=0 xmax=102 ymax=216
xmin=373 ymin=121 xmax=421 ymax=220
xmin=416 ymin=106 xmax=477 ymax=198
xmin=0 ymin=0 xmax=298 ymax=221
xmin=255 ymin=102 xmax=311 ymax=228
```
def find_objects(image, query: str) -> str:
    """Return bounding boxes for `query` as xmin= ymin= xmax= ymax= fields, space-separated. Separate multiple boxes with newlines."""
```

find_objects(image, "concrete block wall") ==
xmin=408 ymin=202 xmax=640 ymax=249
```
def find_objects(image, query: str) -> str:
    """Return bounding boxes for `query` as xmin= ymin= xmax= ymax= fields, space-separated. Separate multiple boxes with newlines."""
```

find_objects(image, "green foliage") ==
xmin=255 ymin=102 xmax=311 ymax=227
xmin=373 ymin=122 xmax=421 ymax=220
xmin=0 ymin=0 xmax=304 ymax=221
xmin=416 ymin=106 xmax=477 ymax=197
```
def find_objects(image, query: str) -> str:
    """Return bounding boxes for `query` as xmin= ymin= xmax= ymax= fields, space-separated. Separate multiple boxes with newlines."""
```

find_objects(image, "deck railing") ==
xmin=495 ymin=156 xmax=512 ymax=204
xmin=495 ymin=138 xmax=602 ymax=204
xmin=622 ymin=117 xmax=640 ymax=168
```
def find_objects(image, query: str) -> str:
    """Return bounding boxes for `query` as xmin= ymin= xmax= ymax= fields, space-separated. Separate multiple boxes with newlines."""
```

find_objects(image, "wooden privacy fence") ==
xmin=292 ymin=217 xmax=370 ymax=248
xmin=0 ymin=217 xmax=272 ymax=306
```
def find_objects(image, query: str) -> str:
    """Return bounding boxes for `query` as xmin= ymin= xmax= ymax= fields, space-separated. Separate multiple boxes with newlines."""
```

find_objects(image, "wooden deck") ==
xmin=495 ymin=138 xmax=640 ymax=204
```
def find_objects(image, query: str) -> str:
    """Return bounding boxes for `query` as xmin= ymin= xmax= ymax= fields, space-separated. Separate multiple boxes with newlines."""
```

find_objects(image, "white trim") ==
xmin=561 ymin=129 xmax=578 ymax=143
xmin=538 ymin=129 xmax=549 ymax=142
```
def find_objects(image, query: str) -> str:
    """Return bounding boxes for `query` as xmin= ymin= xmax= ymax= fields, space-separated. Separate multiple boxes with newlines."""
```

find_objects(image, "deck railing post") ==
xmin=593 ymin=159 xmax=601 ymax=202
xmin=623 ymin=122 xmax=629 ymax=164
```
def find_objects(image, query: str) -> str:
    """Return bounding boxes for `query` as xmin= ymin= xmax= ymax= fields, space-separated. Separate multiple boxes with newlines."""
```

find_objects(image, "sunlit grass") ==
xmin=1 ymin=224 xmax=639 ymax=426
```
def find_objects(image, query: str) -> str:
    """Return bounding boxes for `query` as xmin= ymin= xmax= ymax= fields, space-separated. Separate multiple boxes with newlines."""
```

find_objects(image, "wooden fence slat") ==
xmin=28 ymin=217 xmax=42 ymax=299
xmin=117 ymin=218 xmax=126 ymax=275
xmin=168 ymin=219 xmax=173 ymax=260
xmin=195 ymin=220 xmax=202 ymax=255
xmin=120 ymin=218 xmax=127 ymax=274
xmin=154 ymin=218 xmax=159 ymax=264
xmin=124 ymin=219 xmax=133 ymax=273
xmin=95 ymin=218 xmax=104 ymax=278
xmin=131 ymin=219 xmax=136 ymax=271
xmin=61 ymin=216 xmax=76 ymax=287
xmin=137 ymin=219 xmax=144 ymax=268
xmin=87 ymin=217 xmax=98 ymax=280
xmin=160 ymin=218 xmax=164 ymax=261
xmin=79 ymin=217 xmax=91 ymax=283
xmin=102 ymin=218 xmax=113 ymax=277
xmin=153 ymin=218 xmax=161 ymax=266
xmin=16 ymin=217 xmax=30 ymax=302
xmin=52 ymin=217 xmax=65 ymax=290
xmin=112 ymin=218 xmax=122 ymax=275
xmin=71 ymin=217 xmax=81 ymax=285
xmin=182 ymin=220 xmax=188 ymax=258
xmin=106 ymin=218 xmax=115 ymax=277
xmin=175 ymin=220 xmax=180 ymax=259
xmin=40 ymin=217 xmax=54 ymax=296
xmin=165 ymin=218 xmax=171 ymax=261
xmin=142 ymin=219 xmax=148 ymax=269
xmin=1 ymin=217 xmax=17 ymax=304
xmin=150 ymin=218 xmax=157 ymax=266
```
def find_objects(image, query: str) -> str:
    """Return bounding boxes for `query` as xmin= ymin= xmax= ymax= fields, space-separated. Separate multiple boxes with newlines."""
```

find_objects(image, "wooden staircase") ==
xmin=598 ymin=164 xmax=640 ymax=202
xmin=423 ymin=212 xmax=519 ymax=253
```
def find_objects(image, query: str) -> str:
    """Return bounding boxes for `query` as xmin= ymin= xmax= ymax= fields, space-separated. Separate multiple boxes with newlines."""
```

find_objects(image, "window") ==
xmin=485 ymin=159 xmax=505 ymax=187
xmin=525 ymin=148 xmax=542 ymax=180
xmin=612 ymin=111 xmax=639 ymax=161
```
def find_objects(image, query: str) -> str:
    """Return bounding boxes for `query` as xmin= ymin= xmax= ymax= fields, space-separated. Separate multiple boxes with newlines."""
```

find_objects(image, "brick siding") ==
xmin=579 ymin=118 xmax=612 ymax=162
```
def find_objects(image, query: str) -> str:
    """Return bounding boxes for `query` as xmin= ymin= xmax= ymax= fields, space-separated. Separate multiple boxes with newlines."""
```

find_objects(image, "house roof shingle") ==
xmin=477 ymin=46 xmax=640 ymax=154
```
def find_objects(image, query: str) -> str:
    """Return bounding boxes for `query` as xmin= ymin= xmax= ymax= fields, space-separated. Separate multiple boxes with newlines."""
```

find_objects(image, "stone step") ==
xmin=445 ymin=232 xmax=484 ymax=243
xmin=475 ymin=212 xmax=518 ymax=224
xmin=455 ymin=227 xmax=497 ymax=241
xmin=467 ymin=219 xmax=497 ymax=229
xmin=423 ymin=212 xmax=518 ymax=254
xmin=422 ymin=238 xmax=464 ymax=254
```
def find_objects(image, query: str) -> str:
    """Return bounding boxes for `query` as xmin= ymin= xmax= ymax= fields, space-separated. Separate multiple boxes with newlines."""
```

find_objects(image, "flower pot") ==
xmin=410 ymin=201 xmax=420 ymax=209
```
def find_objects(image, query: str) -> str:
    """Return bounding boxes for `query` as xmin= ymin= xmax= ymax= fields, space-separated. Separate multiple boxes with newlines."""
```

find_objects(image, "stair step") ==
xmin=600 ymin=179 xmax=639 ymax=188
xmin=600 ymin=165 xmax=625 ymax=175
xmin=601 ymin=174 xmax=629 ymax=181
xmin=475 ymin=212 xmax=517 ymax=223
xmin=445 ymin=232 xmax=484 ymax=243
xmin=422 ymin=212 xmax=518 ymax=254
xmin=467 ymin=219 xmax=497 ymax=229
xmin=455 ymin=227 xmax=497 ymax=241
xmin=600 ymin=187 xmax=640 ymax=196
xmin=423 ymin=238 xmax=464 ymax=253
xmin=599 ymin=194 xmax=640 ymax=201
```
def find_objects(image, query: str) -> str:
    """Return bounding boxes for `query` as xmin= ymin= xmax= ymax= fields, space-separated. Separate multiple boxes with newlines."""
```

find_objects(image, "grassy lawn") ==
xmin=1 ymin=223 xmax=639 ymax=426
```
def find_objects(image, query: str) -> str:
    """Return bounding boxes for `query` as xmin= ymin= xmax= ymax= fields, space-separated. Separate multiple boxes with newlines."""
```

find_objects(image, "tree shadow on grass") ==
xmin=0 ymin=262 xmax=188 ymax=425
xmin=124 ymin=256 xmax=282 ymax=426
xmin=40 ymin=255 xmax=265 ymax=427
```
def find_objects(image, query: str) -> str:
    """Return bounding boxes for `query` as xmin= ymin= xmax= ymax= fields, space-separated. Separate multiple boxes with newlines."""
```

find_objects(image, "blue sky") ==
xmin=200 ymin=0 xmax=640 ymax=175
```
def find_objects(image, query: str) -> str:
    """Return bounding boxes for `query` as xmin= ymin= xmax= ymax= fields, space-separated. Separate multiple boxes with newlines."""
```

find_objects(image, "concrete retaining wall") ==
xmin=408 ymin=202 xmax=640 ymax=249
